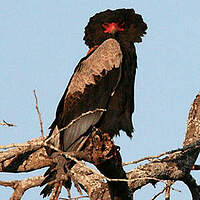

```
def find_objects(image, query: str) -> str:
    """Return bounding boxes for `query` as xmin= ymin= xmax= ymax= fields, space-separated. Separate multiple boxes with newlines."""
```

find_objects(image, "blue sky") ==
xmin=0 ymin=1 xmax=200 ymax=199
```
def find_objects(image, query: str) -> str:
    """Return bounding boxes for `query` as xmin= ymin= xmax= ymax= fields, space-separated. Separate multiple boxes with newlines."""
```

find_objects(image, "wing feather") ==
xmin=50 ymin=38 xmax=123 ymax=151
xmin=66 ymin=38 xmax=122 ymax=96
xmin=62 ymin=109 xmax=105 ymax=151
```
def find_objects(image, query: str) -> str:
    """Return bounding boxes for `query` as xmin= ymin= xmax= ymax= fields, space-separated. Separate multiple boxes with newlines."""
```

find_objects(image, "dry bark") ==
xmin=0 ymin=92 xmax=200 ymax=199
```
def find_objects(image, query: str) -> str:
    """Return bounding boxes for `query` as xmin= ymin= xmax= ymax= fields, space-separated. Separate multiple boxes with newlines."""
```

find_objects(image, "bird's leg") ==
xmin=40 ymin=152 xmax=72 ymax=197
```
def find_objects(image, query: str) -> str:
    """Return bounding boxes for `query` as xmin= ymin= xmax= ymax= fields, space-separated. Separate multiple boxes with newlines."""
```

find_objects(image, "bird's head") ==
xmin=84 ymin=8 xmax=147 ymax=48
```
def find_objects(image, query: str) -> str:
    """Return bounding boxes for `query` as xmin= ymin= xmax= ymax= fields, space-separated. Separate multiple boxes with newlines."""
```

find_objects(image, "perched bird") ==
xmin=50 ymin=8 xmax=147 ymax=151
xmin=41 ymin=8 xmax=147 ymax=197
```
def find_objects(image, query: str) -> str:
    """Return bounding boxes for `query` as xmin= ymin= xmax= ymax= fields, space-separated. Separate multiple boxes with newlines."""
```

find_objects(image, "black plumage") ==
xmin=49 ymin=8 xmax=147 ymax=152
xmin=41 ymin=8 xmax=147 ymax=197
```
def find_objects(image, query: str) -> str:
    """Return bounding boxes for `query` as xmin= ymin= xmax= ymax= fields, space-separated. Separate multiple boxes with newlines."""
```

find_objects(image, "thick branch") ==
xmin=0 ymin=137 xmax=51 ymax=172
xmin=0 ymin=136 xmax=199 ymax=199
xmin=71 ymin=162 xmax=110 ymax=200
xmin=183 ymin=174 xmax=200 ymax=200
xmin=0 ymin=176 xmax=45 ymax=200
xmin=1 ymin=93 xmax=200 ymax=199
xmin=127 ymin=93 xmax=200 ymax=197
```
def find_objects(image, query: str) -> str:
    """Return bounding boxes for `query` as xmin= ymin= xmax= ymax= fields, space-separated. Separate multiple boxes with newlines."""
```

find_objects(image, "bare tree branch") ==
xmin=0 ymin=120 xmax=16 ymax=127
xmin=33 ymin=90 xmax=44 ymax=138
xmin=183 ymin=174 xmax=200 ymax=200
xmin=151 ymin=185 xmax=167 ymax=200
xmin=0 ymin=176 xmax=45 ymax=200
xmin=60 ymin=196 xmax=89 ymax=200
xmin=0 ymin=93 xmax=200 ymax=199
xmin=192 ymin=165 xmax=200 ymax=170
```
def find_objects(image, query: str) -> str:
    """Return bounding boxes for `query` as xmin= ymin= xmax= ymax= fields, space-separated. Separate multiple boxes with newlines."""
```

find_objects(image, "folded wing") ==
xmin=49 ymin=38 xmax=123 ymax=151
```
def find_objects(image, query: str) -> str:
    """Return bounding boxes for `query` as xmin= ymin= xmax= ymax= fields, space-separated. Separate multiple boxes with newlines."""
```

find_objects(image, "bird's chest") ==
xmin=118 ymin=49 xmax=137 ymax=97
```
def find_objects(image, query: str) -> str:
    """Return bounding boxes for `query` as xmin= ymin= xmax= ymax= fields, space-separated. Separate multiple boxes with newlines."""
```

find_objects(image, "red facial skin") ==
xmin=102 ymin=22 xmax=125 ymax=34
xmin=87 ymin=22 xmax=125 ymax=55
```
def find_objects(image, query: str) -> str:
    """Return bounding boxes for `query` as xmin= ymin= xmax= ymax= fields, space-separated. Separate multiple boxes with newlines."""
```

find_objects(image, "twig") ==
xmin=33 ymin=90 xmax=44 ymax=138
xmin=106 ymin=177 xmax=165 ymax=184
xmin=151 ymin=186 xmax=166 ymax=200
xmin=171 ymin=187 xmax=181 ymax=193
xmin=59 ymin=195 xmax=89 ymax=200
xmin=0 ymin=143 xmax=31 ymax=150
xmin=165 ymin=180 xmax=174 ymax=200
xmin=165 ymin=186 xmax=170 ymax=200
xmin=0 ymin=120 xmax=16 ymax=127
xmin=0 ymin=135 xmax=47 ymax=150
xmin=123 ymin=151 xmax=169 ymax=166
xmin=124 ymin=138 xmax=200 ymax=167
xmin=151 ymin=181 xmax=175 ymax=200
xmin=192 ymin=165 xmax=200 ymax=170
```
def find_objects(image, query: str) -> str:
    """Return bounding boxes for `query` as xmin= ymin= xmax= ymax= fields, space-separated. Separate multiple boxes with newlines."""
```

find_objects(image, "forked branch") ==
xmin=0 ymin=93 xmax=200 ymax=199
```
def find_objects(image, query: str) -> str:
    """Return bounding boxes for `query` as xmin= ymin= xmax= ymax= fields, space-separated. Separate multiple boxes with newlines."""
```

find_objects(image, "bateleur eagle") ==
xmin=41 ymin=8 xmax=147 ymax=197
xmin=49 ymin=8 xmax=147 ymax=152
